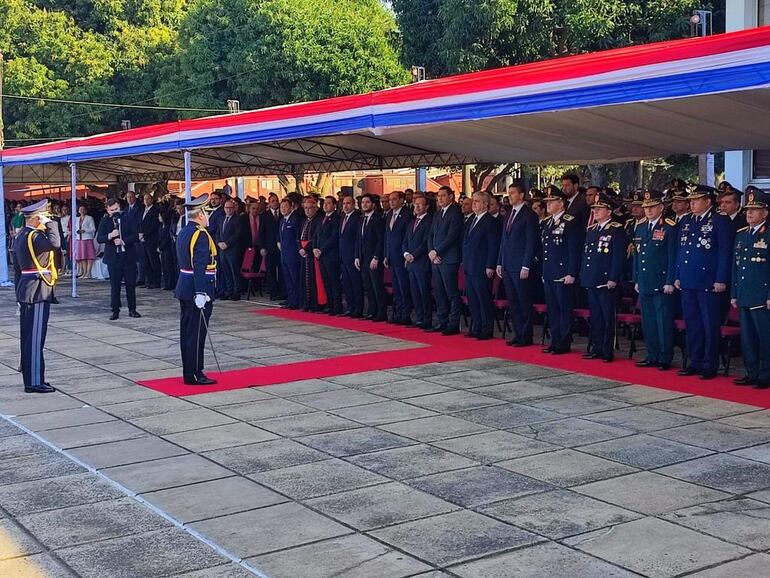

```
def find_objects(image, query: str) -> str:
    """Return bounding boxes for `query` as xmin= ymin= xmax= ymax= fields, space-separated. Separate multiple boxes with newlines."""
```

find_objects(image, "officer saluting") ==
xmin=633 ymin=190 xmax=678 ymax=371
xmin=731 ymin=188 xmax=770 ymax=389
xmin=175 ymin=195 xmax=218 ymax=386
xmin=13 ymin=199 xmax=60 ymax=393
xmin=580 ymin=192 xmax=627 ymax=362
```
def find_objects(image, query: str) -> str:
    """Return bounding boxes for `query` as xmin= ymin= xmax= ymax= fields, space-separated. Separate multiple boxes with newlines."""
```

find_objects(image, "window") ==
xmin=754 ymin=150 xmax=770 ymax=181
xmin=761 ymin=0 xmax=770 ymax=26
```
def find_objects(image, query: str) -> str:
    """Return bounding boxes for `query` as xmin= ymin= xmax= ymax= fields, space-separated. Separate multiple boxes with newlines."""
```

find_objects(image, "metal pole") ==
xmin=236 ymin=176 xmax=245 ymax=201
xmin=70 ymin=163 xmax=78 ymax=298
xmin=416 ymin=168 xmax=427 ymax=192
xmin=0 ymin=52 xmax=5 ymax=152
xmin=0 ymin=161 xmax=9 ymax=286
xmin=184 ymin=150 xmax=192 ymax=219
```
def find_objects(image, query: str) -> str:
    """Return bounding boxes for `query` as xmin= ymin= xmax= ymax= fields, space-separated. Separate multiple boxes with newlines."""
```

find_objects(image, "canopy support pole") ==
xmin=0 ymin=162 xmax=10 ymax=286
xmin=70 ymin=163 xmax=78 ymax=298
xmin=236 ymin=177 xmax=245 ymax=201
xmin=416 ymin=168 xmax=427 ymax=192
xmin=184 ymin=150 xmax=192 ymax=220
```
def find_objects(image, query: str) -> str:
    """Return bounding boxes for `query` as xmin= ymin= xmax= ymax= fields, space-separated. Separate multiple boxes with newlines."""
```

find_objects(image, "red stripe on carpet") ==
xmin=137 ymin=345 xmax=481 ymax=396
xmin=255 ymin=308 xmax=770 ymax=409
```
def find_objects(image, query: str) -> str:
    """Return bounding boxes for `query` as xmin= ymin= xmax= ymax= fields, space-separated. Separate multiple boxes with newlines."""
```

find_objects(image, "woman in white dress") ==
xmin=75 ymin=205 xmax=97 ymax=279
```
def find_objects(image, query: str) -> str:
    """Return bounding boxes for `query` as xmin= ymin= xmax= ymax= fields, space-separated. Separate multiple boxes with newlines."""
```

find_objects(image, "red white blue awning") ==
xmin=3 ymin=25 xmax=770 ymax=183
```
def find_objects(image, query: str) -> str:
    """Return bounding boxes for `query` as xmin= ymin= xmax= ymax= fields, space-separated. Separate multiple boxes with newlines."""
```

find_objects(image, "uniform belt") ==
xmin=21 ymin=269 xmax=52 ymax=275
xmin=180 ymin=269 xmax=216 ymax=275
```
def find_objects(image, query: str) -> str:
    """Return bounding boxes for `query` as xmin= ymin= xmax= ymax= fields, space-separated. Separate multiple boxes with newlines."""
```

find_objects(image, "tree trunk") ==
xmin=277 ymin=175 xmax=291 ymax=195
xmin=293 ymin=170 xmax=306 ymax=195
xmin=315 ymin=172 xmax=333 ymax=196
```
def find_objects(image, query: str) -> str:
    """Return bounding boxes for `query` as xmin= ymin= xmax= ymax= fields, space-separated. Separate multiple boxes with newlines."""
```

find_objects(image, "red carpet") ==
xmin=138 ymin=307 xmax=770 ymax=409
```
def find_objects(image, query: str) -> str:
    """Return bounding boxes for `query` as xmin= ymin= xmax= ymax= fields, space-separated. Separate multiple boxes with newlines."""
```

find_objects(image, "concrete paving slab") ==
xmin=218 ymin=398 xmax=315 ymax=422
xmin=251 ymin=459 xmax=388 ymax=500
xmin=510 ymin=417 xmax=635 ymax=448
xmin=424 ymin=370 xmax=515 ymax=389
xmin=0 ymin=434 xmax=52 ymax=460
xmin=331 ymin=400 xmax=439 ymax=425
xmin=432 ymin=431 xmax=557 ymax=464
xmin=70 ymin=385 xmax=165 ymax=406
xmin=524 ymin=392 xmax=630 ymax=417
xmin=190 ymin=502 xmax=351 ymax=558
xmin=450 ymin=541 xmax=640 ymax=577
xmin=102 ymin=454 xmax=233 ymax=493
xmin=470 ymin=381 xmax=566 ymax=402
xmin=203 ymin=439 xmax=328 ymax=474
xmin=0 ymin=452 xmax=83 ymax=486
xmin=529 ymin=373 xmax=625 ymax=393
xmin=732 ymin=441 xmax=770 ymax=464
xmin=455 ymin=403 xmax=564 ymax=429
xmin=257 ymin=379 xmax=343 ymax=398
xmin=247 ymin=533 xmax=432 ymax=578
xmin=480 ymin=489 xmax=641 ymax=539
xmin=718 ymin=409 xmax=770 ymax=430
xmin=300 ymin=427 xmax=416 ymax=457
xmin=102 ymin=396 xmax=198 ymax=420
xmin=0 ymin=473 xmax=123 ymax=516
xmin=692 ymin=554 xmax=770 ymax=578
xmin=327 ymin=370 xmax=409 ymax=387
xmin=652 ymin=420 xmax=770 ymax=452
xmin=377 ymin=415 xmax=492 ymax=443
xmin=575 ymin=471 xmax=730 ymax=515
xmin=499 ymin=449 xmax=637 ymax=487
xmin=141 ymin=477 xmax=287 ymax=523
xmin=40 ymin=420 xmax=146 ymax=449
xmin=566 ymin=517 xmax=749 ymax=578
xmin=600 ymin=385 xmax=691 ymax=405
xmin=308 ymin=481 xmax=458 ymax=531
xmin=0 ymin=518 xmax=42 ymax=560
xmin=370 ymin=510 xmax=543 ymax=567
xmin=647 ymin=396 xmax=762 ymax=420
xmin=183 ymin=388 xmax=275 ymax=408
xmin=409 ymin=466 xmax=552 ymax=507
xmin=407 ymin=390 xmax=507 ymax=413
xmin=486 ymin=363 xmax=566 ymax=381
xmin=349 ymin=445 xmax=478 ymax=480
xmin=255 ymin=411 xmax=360 ymax=437
xmin=364 ymin=379 xmax=453 ymax=399
xmin=57 ymin=528 xmax=228 ymax=578
xmin=662 ymin=497 xmax=770 ymax=550
xmin=0 ymin=553 xmax=76 ymax=577
xmin=17 ymin=497 xmax=170 ymax=549
xmin=291 ymin=389 xmax=387 ymax=410
xmin=129 ymin=408 xmax=236 ymax=436
xmin=387 ymin=363 xmax=468 ymax=379
xmin=163 ymin=422 xmax=278 ymax=452
xmin=68 ymin=436 xmax=187 ymax=469
xmin=0 ymin=394 xmax=85 ymax=416
xmin=584 ymin=406 xmax=702 ymax=432
xmin=579 ymin=434 xmax=713 ymax=469
xmin=656 ymin=454 xmax=770 ymax=494
xmin=15 ymin=406 xmax=116 ymax=432
xmin=170 ymin=564 xmax=256 ymax=578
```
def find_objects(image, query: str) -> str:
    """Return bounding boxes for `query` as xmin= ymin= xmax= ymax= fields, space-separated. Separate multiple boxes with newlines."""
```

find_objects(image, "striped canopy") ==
xmin=3 ymin=25 xmax=770 ymax=184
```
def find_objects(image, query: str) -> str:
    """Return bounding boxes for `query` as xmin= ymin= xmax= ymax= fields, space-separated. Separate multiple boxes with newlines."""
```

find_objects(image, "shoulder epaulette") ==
xmin=625 ymin=217 xmax=635 ymax=224
xmin=588 ymin=223 xmax=598 ymax=230
xmin=608 ymin=221 xmax=622 ymax=228
xmin=562 ymin=214 xmax=574 ymax=221
xmin=737 ymin=225 xmax=751 ymax=233
xmin=665 ymin=218 xmax=677 ymax=226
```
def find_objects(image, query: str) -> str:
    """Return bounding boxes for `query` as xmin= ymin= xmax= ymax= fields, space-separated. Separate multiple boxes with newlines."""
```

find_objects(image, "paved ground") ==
xmin=2 ymin=281 xmax=770 ymax=577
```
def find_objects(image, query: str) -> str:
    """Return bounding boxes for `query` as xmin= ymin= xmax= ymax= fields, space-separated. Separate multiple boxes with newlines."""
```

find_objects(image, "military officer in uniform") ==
xmin=541 ymin=189 xmax=580 ymax=354
xmin=633 ymin=190 xmax=678 ymax=370
xmin=675 ymin=185 xmax=733 ymax=380
xmin=580 ymin=192 xmax=627 ymax=362
xmin=731 ymin=189 xmax=770 ymax=389
xmin=13 ymin=199 xmax=60 ymax=393
xmin=175 ymin=195 xmax=218 ymax=386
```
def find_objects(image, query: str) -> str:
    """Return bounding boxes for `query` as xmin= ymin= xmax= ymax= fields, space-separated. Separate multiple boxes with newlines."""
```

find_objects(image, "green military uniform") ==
xmin=732 ymin=189 xmax=770 ymax=389
xmin=632 ymin=190 xmax=678 ymax=370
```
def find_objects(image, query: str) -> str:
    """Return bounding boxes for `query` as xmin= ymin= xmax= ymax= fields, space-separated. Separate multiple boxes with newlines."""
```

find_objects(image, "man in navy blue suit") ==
xmin=339 ymin=195 xmax=363 ymax=317
xmin=216 ymin=198 xmax=243 ymax=300
xmin=356 ymin=194 xmax=387 ymax=321
xmin=139 ymin=193 xmax=161 ymax=288
xmin=463 ymin=192 xmax=501 ymax=340
xmin=384 ymin=191 xmax=414 ymax=324
xmin=123 ymin=190 xmax=144 ymax=286
xmin=675 ymin=185 xmax=734 ymax=379
xmin=428 ymin=186 xmax=464 ymax=335
xmin=97 ymin=198 xmax=141 ymax=320
xmin=260 ymin=193 xmax=283 ymax=300
xmin=313 ymin=196 xmax=343 ymax=315
xmin=403 ymin=195 xmax=433 ymax=328
xmin=497 ymin=183 xmax=540 ymax=346
xmin=279 ymin=194 xmax=304 ymax=309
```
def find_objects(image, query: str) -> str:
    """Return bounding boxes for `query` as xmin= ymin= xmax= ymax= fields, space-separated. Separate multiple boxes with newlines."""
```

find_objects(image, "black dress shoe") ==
xmin=700 ymin=371 xmax=717 ymax=380
xmin=464 ymin=332 xmax=478 ymax=338
xmin=734 ymin=376 xmax=755 ymax=386
xmin=635 ymin=360 xmax=656 ymax=367
xmin=542 ymin=347 xmax=554 ymax=353
xmin=752 ymin=380 xmax=770 ymax=390
xmin=658 ymin=363 xmax=671 ymax=371
xmin=195 ymin=373 xmax=218 ymax=385
xmin=582 ymin=352 xmax=600 ymax=360
xmin=441 ymin=328 xmax=460 ymax=336
xmin=513 ymin=341 xmax=533 ymax=348
xmin=603 ymin=356 xmax=614 ymax=363
xmin=551 ymin=348 xmax=570 ymax=355
xmin=506 ymin=338 xmax=519 ymax=346
xmin=109 ymin=311 xmax=119 ymax=321
xmin=25 ymin=384 xmax=56 ymax=393
xmin=128 ymin=310 xmax=141 ymax=318
xmin=678 ymin=367 xmax=699 ymax=376
xmin=476 ymin=333 xmax=493 ymax=341
xmin=425 ymin=326 xmax=443 ymax=333
xmin=350 ymin=313 xmax=363 ymax=319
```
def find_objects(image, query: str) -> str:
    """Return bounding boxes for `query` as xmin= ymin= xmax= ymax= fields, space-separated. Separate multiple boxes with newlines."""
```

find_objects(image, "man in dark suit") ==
xmin=428 ymin=186 xmax=463 ymax=335
xmin=314 ymin=196 xmax=343 ymax=315
xmin=719 ymin=187 xmax=747 ymax=234
xmin=124 ymin=190 xmax=144 ymax=286
xmin=216 ymin=198 xmax=243 ymax=300
xmin=97 ymin=198 xmax=141 ymax=320
xmin=339 ymin=195 xmax=363 ymax=317
xmin=463 ymin=192 xmax=501 ymax=340
xmin=139 ymin=193 xmax=161 ymax=288
xmin=279 ymin=195 xmax=305 ymax=309
xmin=497 ymin=183 xmax=540 ymax=346
xmin=356 ymin=194 xmax=387 ymax=321
xmin=563 ymin=173 xmax=590 ymax=239
xmin=384 ymin=191 xmax=414 ymax=324
xmin=260 ymin=193 xmax=283 ymax=300
xmin=298 ymin=196 xmax=324 ymax=311
xmin=403 ymin=195 xmax=433 ymax=328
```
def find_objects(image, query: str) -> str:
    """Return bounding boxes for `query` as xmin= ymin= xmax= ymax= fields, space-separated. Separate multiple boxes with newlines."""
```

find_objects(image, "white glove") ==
xmin=194 ymin=293 xmax=209 ymax=309
xmin=40 ymin=216 xmax=52 ymax=225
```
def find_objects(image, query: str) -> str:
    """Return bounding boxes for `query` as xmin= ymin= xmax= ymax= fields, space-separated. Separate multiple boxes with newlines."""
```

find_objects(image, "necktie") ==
xmin=470 ymin=216 xmax=479 ymax=233
xmin=413 ymin=218 xmax=420 ymax=233
xmin=649 ymin=222 xmax=653 ymax=234
xmin=506 ymin=208 xmax=517 ymax=233
xmin=362 ymin=216 xmax=369 ymax=236
xmin=341 ymin=213 xmax=349 ymax=233
xmin=390 ymin=211 xmax=397 ymax=229
xmin=224 ymin=216 xmax=230 ymax=229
